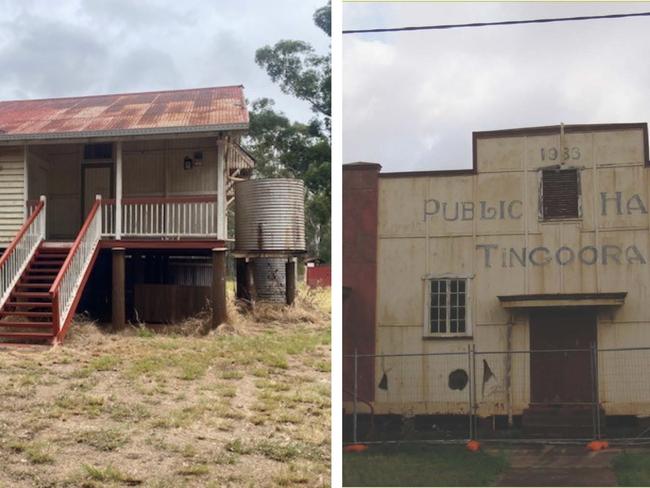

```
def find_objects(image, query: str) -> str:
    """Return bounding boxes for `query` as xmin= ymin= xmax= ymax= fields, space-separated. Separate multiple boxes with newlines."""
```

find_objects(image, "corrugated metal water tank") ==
xmin=235 ymin=178 xmax=305 ymax=251
xmin=253 ymin=258 xmax=287 ymax=303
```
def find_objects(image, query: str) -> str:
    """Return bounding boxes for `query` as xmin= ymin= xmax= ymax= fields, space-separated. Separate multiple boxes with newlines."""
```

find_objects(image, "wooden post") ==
xmin=212 ymin=247 xmax=227 ymax=328
xmin=286 ymin=258 xmax=296 ymax=306
xmin=216 ymin=138 xmax=226 ymax=240
xmin=235 ymin=258 xmax=247 ymax=300
xmin=245 ymin=259 xmax=257 ymax=304
xmin=506 ymin=312 xmax=514 ymax=428
xmin=23 ymin=145 xmax=28 ymax=220
xmin=115 ymin=141 xmax=123 ymax=240
xmin=112 ymin=247 xmax=125 ymax=330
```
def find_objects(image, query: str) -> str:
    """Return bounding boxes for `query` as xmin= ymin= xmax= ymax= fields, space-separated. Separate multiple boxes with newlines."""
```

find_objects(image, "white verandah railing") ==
xmin=0 ymin=196 xmax=47 ymax=309
xmin=101 ymin=196 xmax=218 ymax=238
xmin=51 ymin=196 xmax=103 ymax=336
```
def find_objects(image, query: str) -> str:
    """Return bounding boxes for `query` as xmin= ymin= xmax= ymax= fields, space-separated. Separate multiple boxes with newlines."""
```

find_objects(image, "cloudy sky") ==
xmin=343 ymin=2 xmax=650 ymax=172
xmin=0 ymin=0 xmax=328 ymax=122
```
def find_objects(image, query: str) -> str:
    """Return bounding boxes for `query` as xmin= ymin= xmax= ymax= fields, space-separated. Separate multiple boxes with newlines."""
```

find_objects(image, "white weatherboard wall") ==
xmin=21 ymin=138 xmax=221 ymax=240
xmin=0 ymin=146 xmax=26 ymax=246
xmin=375 ymin=126 xmax=650 ymax=416
xmin=122 ymin=138 xmax=218 ymax=197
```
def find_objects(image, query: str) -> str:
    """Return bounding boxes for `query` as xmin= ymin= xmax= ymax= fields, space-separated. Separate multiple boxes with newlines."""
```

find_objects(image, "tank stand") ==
xmin=286 ymin=258 xmax=296 ymax=306
xmin=233 ymin=252 xmax=303 ymax=308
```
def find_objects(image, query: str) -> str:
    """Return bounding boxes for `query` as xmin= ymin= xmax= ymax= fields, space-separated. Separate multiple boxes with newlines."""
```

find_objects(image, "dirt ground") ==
xmin=0 ymin=286 xmax=331 ymax=487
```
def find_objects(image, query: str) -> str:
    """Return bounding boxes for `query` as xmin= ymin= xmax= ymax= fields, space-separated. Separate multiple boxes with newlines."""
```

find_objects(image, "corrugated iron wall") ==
xmin=253 ymin=258 xmax=287 ymax=303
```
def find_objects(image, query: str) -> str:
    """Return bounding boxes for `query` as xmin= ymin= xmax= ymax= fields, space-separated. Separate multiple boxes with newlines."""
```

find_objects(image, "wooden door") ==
xmin=82 ymin=165 xmax=113 ymax=219
xmin=530 ymin=309 xmax=596 ymax=405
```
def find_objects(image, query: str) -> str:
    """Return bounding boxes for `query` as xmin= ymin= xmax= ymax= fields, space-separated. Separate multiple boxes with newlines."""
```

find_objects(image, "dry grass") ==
xmin=0 ymin=284 xmax=330 ymax=487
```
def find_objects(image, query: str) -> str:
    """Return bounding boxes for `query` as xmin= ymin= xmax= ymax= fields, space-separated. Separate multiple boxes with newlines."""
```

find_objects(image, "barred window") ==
xmin=427 ymin=278 xmax=470 ymax=337
xmin=541 ymin=169 xmax=580 ymax=220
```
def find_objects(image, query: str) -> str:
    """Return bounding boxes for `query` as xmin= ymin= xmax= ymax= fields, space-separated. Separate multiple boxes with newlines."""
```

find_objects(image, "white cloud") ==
xmin=0 ymin=0 xmax=328 ymax=123
xmin=343 ymin=2 xmax=650 ymax=171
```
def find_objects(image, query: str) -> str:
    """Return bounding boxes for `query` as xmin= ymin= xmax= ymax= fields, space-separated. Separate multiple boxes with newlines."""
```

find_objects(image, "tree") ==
xmin=246 ymin=98 xmax=330 ymax=262
xmin=254 ymin=2 xmax=331 ymax=122
xmin=245 ymin=1 xmax=331 ymax=262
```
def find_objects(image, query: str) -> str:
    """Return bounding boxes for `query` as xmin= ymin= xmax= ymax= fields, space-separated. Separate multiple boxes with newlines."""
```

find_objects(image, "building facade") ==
xmin=0 ymin=86 xmax=254 ymax=343
xmin=343 ymin=123 xmax=650 ymax=422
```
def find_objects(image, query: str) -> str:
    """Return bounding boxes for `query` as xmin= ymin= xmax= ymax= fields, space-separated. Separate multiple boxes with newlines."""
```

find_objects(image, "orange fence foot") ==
xmin=344 ymin=444 xmax=369 ymax=453
xmin=466 ymin=440 xmax=481 ymax=452
xmin=586 ymin=440 xmax=609 ymax=451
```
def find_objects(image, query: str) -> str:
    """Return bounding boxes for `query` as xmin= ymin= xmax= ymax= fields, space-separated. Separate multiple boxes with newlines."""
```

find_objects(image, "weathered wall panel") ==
xmin=122 ymin=138 xmax=217 ymax=197
xmin=475 ymin=136 xmax=523 ymax=172
xmin=123 ymin=149 xmax=164 ymax=196
xmin=22 ymin=138 xmax=219 ymax=239
xmin=378 ymin=177 xmax=427 ymax=237
xmin=367 ymin=124 xmax=650 ymax=416
xmin=377 ymin=237 xmax=424 ymax=327
xmin=0 ymin=146 xmax=25 ymax=244
xmin=166 ymin=145 xmax=217 ymax=195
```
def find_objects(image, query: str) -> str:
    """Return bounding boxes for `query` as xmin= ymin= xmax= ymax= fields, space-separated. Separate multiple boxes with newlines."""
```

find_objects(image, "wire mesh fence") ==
xmin=344 ymin=346 xmax=650 ymax=443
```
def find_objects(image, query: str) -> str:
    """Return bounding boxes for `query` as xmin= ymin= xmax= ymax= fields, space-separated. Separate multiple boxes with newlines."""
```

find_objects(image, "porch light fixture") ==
xmin=193 ymin=151 xmax=203 ymax=167
xmin=183 ymin=156 xmax=193 ymax=170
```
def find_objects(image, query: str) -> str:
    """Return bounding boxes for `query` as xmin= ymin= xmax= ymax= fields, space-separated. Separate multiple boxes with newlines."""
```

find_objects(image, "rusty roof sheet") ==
xmin=0 ymin=86 xmax=248 ymax=141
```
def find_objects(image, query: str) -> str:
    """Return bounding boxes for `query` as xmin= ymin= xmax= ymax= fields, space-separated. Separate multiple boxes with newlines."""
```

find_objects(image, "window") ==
xmin=425 ymin=278 xmax=471 ymax=337
xmin=83 ymin=143 xmax=113 ymax=160
xmin=541 ymin=169 xmax=580 ymax=220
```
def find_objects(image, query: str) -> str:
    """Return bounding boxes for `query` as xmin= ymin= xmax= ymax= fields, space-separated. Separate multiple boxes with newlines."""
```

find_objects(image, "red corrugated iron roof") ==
xmin=0 ymin=85 xmax=248 ymax=141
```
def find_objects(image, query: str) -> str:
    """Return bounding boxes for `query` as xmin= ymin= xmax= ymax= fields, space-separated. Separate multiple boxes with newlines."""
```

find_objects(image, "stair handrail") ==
xmin=0 ymin=196 xmax=46 ymax=309
xmin=50 ymin=195 xmax=103 ymax=335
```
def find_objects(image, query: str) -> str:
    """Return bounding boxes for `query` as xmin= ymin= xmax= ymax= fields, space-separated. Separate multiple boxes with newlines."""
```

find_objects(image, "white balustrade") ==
xmin=52 ymin=197 xmax=103 ymax=332
xmin=101 ymin=197 xmax=218 ymax=238
xmin=0 ymin=197 xmax=46 ymax=309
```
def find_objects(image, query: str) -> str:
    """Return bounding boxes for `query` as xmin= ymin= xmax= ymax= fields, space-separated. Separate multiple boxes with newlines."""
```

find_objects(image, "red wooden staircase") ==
xmin=0 ymin=196 xmax=103 ymax=346
xmin=0 ymin=244 xmax=70 ymax=343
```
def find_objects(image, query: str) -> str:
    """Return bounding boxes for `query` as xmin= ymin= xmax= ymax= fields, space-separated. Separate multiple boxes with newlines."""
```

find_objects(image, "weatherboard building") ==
xmin=343 ymin=122 xmax=650 ymax=431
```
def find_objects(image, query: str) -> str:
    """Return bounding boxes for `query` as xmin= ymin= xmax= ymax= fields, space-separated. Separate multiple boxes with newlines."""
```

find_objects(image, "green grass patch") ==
xmin=89 ymin=354 xmax=121 ymax=371
xmin=8 ymin=440 xmax=54 ymax=464
xmin=73 ymin=354 xmax=122 ymax=378
xmin=343 ymin=444 xmax=508 ymax=487
xmin=221 ymin=370 xmax=244 ymax=380
xmin=76 ymin=429 xmax=128 ymax=451
xmin=53 ymin=394 xmax=104 ymax=417
xmin=225 ymin=438 xmax=320 ymax=462
xmin=255 ymin=440 xmax=308 ymax=462
xmin=613 ymin=452 xmax=650 ymax=486
xmin=82 ymin=464 xmax=133 ymax=483
xmin=135 ymin=326 xmax=156 ymax=338
xmin=225 ymin=439 xmax=253 ymax=455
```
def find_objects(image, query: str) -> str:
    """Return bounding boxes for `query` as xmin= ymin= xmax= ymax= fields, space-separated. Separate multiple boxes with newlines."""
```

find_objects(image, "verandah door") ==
xmin=530 ymin=309 xmax=596 ymax=405
xmin=82 ymin=164 xmax=113 ymax=221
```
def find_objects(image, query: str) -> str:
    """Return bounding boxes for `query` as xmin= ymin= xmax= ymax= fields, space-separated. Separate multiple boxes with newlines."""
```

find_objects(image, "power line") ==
xmin=343 ymin=11 xmax=650 ymax=34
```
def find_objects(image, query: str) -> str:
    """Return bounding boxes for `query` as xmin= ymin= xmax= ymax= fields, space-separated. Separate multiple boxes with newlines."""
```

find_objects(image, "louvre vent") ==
xmin=542 ymin=169 xmax=579 ymax=219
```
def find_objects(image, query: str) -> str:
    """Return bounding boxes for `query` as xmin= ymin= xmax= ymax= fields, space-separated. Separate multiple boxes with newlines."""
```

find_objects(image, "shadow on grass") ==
xmin=343 ymin=444 xmax=508 ymax=487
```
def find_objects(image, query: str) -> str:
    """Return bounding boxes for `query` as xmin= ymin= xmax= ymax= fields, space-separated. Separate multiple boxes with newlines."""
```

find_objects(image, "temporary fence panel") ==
xmin=345 ymin=346 xmax=650 ymax=444
xmin=598 ymin=347 xmax=650 ymax=416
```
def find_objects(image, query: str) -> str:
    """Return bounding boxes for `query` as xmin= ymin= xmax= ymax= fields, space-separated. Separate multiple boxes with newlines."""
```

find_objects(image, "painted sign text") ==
xmin=476 ymin=244 xmax=647 ymax=268
xmin=424 ymin=200 xmax=522 ymax=222
xmin=424 ymin=192 xmax=648 ymax=221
